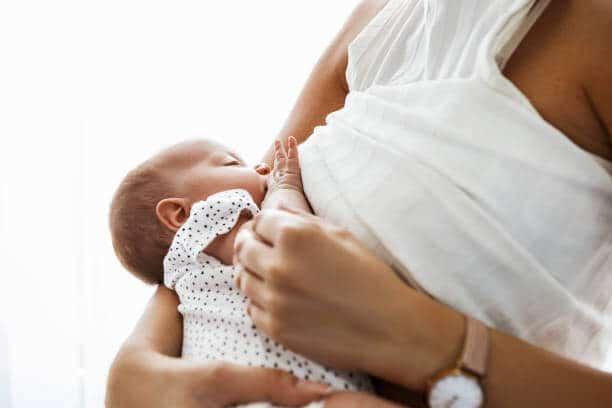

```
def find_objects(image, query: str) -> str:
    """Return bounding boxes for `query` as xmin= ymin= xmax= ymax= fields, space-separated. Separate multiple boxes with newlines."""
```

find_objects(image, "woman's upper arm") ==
xmin=261 ymin=0 xmax=389 ymax=166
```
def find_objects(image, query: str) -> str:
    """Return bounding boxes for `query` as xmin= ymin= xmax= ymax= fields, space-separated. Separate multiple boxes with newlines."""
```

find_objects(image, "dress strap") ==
xmin=496 ymin=0 xmax=552 ymax=70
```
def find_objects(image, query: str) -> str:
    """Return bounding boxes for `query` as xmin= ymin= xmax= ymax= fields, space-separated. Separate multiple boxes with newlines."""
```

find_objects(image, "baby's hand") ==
xmin=267 ymin=136 xmax=304 ymax=194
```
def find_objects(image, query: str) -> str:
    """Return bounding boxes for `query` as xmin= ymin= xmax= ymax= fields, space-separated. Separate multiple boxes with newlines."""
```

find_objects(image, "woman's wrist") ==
xmin=363 ymin=284 xmax=465 ymax=392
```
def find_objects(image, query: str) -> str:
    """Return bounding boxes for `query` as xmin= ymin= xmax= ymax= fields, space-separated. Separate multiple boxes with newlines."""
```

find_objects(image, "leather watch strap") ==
xmin=459 ymin=316 xmax=490 ymax=377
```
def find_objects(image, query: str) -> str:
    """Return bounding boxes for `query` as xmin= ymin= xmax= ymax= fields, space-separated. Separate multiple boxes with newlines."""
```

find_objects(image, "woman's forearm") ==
xmin=484 ymin=328 xmax=612 ymax=407
xmin=373 ymin=285 xmax=612 ymax=407
xmin=106 ymin=287 xmax=344 ymax=408
xmin=233 ymin=205 xmax=612 ymax=407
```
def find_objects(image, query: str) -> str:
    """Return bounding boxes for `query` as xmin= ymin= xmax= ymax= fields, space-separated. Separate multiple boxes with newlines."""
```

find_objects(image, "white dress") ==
xmin=299 ymin=0 xmax=612 ymax=369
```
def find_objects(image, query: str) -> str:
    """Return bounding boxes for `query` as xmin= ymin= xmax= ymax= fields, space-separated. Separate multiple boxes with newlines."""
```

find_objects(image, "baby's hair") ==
xmin=109 ymin=159 xmax=175 ymax=285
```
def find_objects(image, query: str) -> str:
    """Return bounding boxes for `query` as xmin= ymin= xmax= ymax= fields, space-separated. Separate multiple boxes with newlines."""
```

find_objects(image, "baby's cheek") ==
xmin=242 ymin=171 xmax=266 ymax=207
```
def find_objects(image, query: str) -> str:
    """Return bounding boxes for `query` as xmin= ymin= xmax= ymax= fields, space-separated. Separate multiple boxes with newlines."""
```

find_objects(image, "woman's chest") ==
xmin=503 ymin=0 xmax=612 ymax=161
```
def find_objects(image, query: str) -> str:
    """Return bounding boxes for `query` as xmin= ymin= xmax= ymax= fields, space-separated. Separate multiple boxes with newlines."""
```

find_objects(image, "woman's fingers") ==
xmin=237 ymin=267 xmax=268 ymax=310
xmin=210 ymin=362 xmax=330 ymax=407
xmin=252 ymin=207 xmax=319 ymax=249
xmin=246 ymin=302 xmax=272 ymax=335
xmin=251 ymin=208 xmax=298 ymax=247
xmin=234 ymin=221 xmax=277 ymax=307
xmin=234 ymin=220 xmax=275 ymax=270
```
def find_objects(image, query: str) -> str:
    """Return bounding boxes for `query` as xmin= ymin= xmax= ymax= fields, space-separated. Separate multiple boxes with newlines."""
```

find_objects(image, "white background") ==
xmin=1 ymin=1 xmax=611 ymax=407
xmin=0 ymin=1 xmax=359 ymax=406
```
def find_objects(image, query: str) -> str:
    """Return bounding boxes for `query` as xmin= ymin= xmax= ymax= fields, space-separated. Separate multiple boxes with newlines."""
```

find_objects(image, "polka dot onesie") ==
xmin=164 ymin=189 xmax=372 ymax=407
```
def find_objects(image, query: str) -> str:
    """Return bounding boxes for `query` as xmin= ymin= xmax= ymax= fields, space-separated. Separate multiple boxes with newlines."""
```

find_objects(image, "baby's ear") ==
xmin=156 ymin=198 xmax=190 ymax=232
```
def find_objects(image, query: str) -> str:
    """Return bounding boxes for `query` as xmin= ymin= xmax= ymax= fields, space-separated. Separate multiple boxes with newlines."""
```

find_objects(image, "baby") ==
xmin=109 ymin=137 xmax=371 ymax=405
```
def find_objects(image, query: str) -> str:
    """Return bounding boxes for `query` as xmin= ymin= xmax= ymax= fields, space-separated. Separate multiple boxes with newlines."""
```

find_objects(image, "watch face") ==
xmin=428 ymin=373 xmax=483 ymax=408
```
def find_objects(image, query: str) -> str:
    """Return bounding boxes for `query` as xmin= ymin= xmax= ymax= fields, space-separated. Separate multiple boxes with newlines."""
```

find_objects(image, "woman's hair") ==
xmin=109 ymin=160 xmax=175 ymax=284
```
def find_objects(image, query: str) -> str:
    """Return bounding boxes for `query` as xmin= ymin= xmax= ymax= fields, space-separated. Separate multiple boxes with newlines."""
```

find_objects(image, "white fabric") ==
xmin=299 ymin=0 xmax=612 ymax=369
xmin=164 ymin=189 xmax=371 ymax=399
xmin=589 ymin=153 xmax=612 ymax=176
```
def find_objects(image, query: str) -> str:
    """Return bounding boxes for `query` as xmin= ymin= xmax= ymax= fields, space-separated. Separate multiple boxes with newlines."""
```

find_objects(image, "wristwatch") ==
xmin=426 ymin=316 xmax=490 ymax=408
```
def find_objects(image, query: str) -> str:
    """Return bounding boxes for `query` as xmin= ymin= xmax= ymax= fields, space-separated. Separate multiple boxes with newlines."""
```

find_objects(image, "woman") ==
xmin=106 ymin=0 xmax=612 ymax=407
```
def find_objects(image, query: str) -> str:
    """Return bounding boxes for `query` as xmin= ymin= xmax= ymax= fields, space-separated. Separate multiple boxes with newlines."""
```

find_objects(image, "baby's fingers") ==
xmin=287 ymin=136 xmax=298 ymax=159
xmin=273 ymin=140 xmax=284 ymax=168
xmin=278 ymin=138 xmax=290 ymax=158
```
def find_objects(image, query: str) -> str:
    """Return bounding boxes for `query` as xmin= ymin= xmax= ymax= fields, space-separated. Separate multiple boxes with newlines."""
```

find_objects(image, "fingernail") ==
xmin=297 ymin=381 xmax=333 ymax=396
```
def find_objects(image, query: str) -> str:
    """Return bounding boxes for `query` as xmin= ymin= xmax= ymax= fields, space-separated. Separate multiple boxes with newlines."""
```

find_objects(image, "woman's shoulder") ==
xmin=325 ymin=0 xmax=390 ymax=91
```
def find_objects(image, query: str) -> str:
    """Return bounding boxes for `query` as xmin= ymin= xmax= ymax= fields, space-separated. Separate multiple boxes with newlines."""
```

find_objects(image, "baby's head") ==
xmin=109 ymin=139 xmax=268 ymax=284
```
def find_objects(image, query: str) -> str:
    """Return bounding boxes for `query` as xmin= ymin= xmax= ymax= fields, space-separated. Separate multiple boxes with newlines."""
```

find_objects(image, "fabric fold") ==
xmin=300 ymin=0 xmax=612 ymax=368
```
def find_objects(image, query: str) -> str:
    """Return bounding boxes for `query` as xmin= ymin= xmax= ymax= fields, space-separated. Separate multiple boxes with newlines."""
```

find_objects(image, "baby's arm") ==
xmin=261 ymin=136 xmax=313 ymax=214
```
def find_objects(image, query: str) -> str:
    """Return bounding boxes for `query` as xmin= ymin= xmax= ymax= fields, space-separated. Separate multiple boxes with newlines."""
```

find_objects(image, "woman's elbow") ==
xmin=105 ymin=343 xmax=163 ymax=408
xmin=105 ymin=344 xmax=137 ymax=407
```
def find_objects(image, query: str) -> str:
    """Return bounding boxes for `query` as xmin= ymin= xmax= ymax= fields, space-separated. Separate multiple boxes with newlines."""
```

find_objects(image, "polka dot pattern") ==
xmin=164 ymin=189 xmax=371 ymax=393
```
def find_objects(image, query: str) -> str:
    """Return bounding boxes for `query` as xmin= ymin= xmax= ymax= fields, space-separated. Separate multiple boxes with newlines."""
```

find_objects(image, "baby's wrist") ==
xmin=262 ymin=185 xmax=308 ymax=212
xmin=268 ymin=183 xmax=304 ymax=195
xmin=268 ymin=172 xmax=303 ymax=194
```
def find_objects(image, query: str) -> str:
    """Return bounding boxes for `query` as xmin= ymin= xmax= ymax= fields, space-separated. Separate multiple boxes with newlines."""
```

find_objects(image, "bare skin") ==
xmin=248 ymin=1 xmax=612 ymax=407
xmin=152 ymin=139 xmax=270 ymax=266
xmin=502 ymin=0 xmax=612 ymax=160
xmin=107 ymin=1 xmax=612 ymax=407
xmin=106 ymin=2 xmax=394 ymax=407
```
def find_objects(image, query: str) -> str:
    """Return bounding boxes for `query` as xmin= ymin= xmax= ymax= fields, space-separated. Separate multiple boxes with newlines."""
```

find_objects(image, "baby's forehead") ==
xmin=157 ymin=139 xmax=231 ymax=168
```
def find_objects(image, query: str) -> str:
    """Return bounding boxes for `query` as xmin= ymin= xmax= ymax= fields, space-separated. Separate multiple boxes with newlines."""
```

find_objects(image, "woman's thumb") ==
xmin=218 ymin=364 xmax=330 ymax=406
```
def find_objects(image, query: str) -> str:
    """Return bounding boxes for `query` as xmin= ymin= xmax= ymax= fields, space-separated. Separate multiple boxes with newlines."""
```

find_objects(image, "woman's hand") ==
xmin=107 ymin=351 xmax=331 ymax=408
xmin=105 ymin=286 xmax=331 ymax=408
xmin=233 ymin=207 xmax=398 ymax=370
xmin=232 ymin=207 xmax=465 ymax=391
